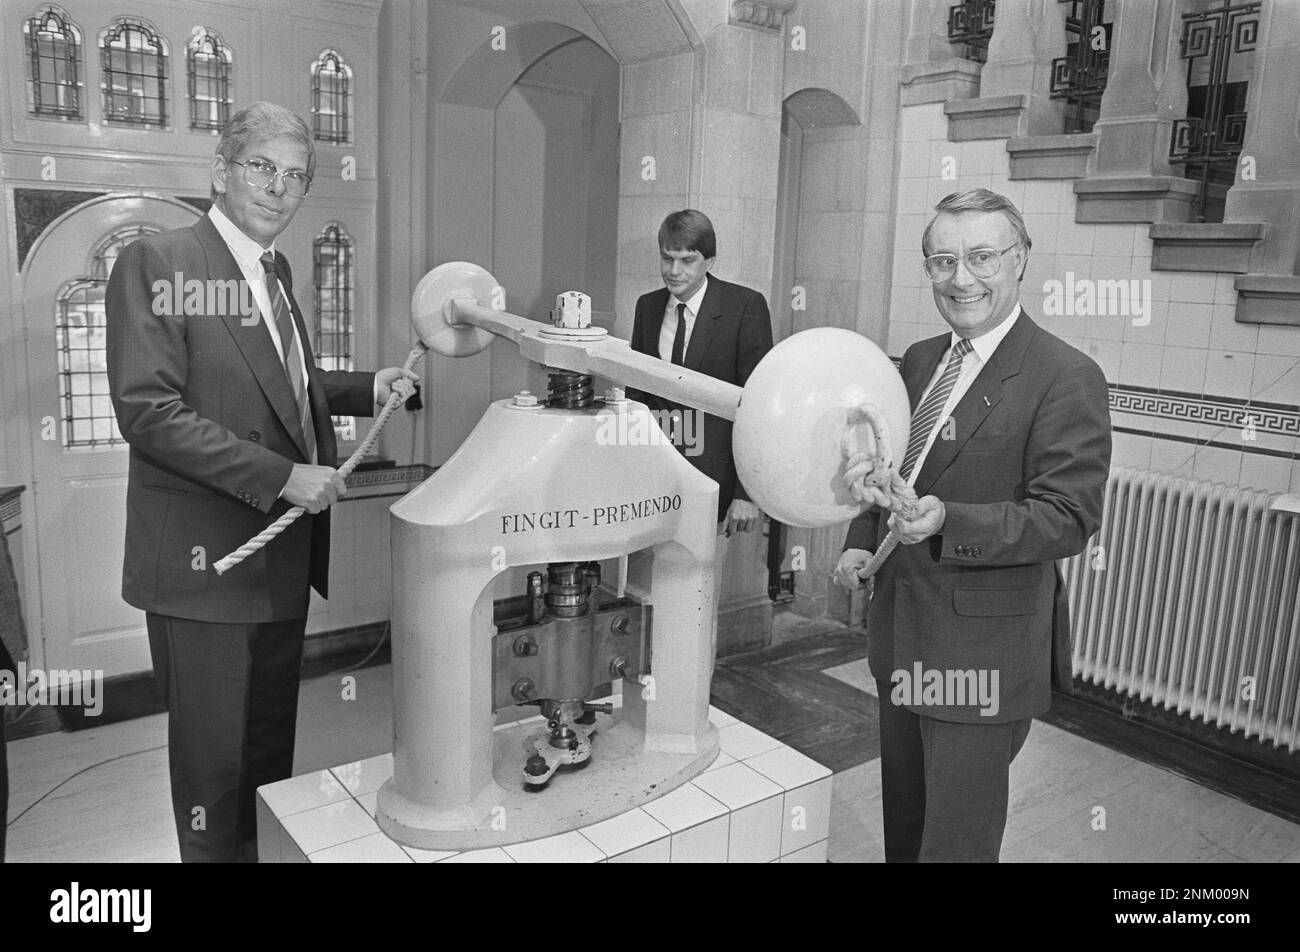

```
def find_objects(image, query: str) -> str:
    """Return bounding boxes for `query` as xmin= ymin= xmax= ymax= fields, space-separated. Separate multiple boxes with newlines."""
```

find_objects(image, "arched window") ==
xmin=187 ymin=27 xmax=232 ymax=132
xmin=24 ymin=5 xmax=83 ymax=119
xmin=314 ymin=223 xmax=356 ymax=439
xmin=310 ymin=49 xmax=352 ymax=144
xmin=56 ymin=225 xmax=159 ymax=449
xmin=100 ymin=17 xmax=168 ymax=128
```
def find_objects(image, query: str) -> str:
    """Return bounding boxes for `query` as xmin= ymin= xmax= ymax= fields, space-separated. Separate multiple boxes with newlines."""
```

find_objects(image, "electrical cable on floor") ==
xmin=6 ymin=743 xmax=167 ymax=831
xmin=321 ymin=620 xmax=391 ymax=679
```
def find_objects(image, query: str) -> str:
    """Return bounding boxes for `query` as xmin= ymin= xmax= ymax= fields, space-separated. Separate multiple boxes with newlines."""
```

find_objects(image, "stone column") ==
xmin=1224 ymin=0 xmax=1300 ymax=278
xmin=975 ymin=0 xmax=1069 ymax=134
xmin=1073 ymin=0 xmax=1198 ymax=222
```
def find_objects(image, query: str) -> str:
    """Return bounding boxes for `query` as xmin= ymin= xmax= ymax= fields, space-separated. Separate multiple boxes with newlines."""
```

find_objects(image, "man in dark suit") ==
xmin=0 ymin=635 xmax=11 ymax=863
xmin=834 ymin=188 xmax=1111 ymax=862
xmin=106 ymin=102 xmax=414 ymax=862
xmin=628 ymin=210 xmax=773 ymax=534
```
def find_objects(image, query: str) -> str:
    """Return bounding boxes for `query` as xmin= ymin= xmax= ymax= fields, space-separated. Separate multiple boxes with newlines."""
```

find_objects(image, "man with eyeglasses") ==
xmin=106 ymin=101 xmax=415 ymax=862
xmin=834 ymin=188 xmax=1111 ymax=862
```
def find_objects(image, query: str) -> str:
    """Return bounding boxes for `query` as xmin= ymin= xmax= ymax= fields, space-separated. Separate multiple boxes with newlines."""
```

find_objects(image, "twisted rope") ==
xmin=213 ymin=342 xmax=428 ymax=575
xmin=841 ymin=403 xmax=918 ymax=581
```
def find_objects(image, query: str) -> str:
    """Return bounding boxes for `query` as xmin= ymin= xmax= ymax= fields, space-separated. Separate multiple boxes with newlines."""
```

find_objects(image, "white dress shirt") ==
xmin=658 ymin=274 xmax=710 ymax=363
xmin=207 ymin=205 xmax=309 ymax=381
xmin=906 ymin=304 xmax=1021 ymax=486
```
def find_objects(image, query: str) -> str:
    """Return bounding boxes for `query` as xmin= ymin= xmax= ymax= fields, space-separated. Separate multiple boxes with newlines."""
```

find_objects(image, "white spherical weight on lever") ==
xmin=411 ymin=261 xmax=501 ymax=357
xmin=734 ymin=327 xmax=911 ymax=528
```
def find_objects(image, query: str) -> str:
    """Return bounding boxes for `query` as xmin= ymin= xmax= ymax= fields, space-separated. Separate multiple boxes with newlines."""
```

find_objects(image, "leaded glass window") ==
xmin=100 ymin=18 xmax=168 ymax=128
xmin=310 ymin=49 xmax=352 ymax=144
xmin=24 ymin=5 xmax=83 ymax=119
xmin=187 ymin=27 xmax=232 ymax=132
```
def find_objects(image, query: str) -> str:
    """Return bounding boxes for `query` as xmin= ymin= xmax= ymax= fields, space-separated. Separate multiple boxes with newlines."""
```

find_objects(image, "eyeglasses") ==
xmin=923 ymin=243 xmax=1020 ymax=282
xmin=229 ymin=158 xmax=312 ymax=198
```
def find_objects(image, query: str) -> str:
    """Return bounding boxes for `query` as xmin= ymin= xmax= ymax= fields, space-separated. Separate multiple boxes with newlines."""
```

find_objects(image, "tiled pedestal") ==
xmin=257 ymin=707 xmax=831 ymax=863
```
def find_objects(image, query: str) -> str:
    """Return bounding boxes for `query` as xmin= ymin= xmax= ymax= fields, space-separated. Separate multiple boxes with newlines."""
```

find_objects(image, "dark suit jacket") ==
xmin=628 ymin=275 xmax=773 ymax=522
xmin=844 ymin=310 xmax=1111 ymax=723
xmin=106 ymin=214 xmax=375 ymax=624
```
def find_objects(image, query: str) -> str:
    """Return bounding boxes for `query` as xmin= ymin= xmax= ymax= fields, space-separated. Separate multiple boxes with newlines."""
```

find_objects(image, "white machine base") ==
xmin=256 ymin=707 xmax=832 ymax=863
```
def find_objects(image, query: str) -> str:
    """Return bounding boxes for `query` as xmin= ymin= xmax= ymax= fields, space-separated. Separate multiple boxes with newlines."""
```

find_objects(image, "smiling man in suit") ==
xmin=834 ymin=188 xmax=1111 ymax=862
xmin=106 ymin=101 xmax=414 ymax=862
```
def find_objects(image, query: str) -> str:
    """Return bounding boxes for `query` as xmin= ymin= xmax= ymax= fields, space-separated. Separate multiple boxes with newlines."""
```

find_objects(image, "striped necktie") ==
xmin=260 ymin=252 xmax=316 ymax=463
xmin=899 ymin=337 xmax=972 ymax=482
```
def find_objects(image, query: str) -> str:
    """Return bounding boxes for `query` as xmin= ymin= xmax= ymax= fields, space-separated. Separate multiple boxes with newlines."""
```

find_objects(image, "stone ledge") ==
xmin=1007 ymin=132 xmax=1095 ymax=180
xmin=1149 ymin=222 xmax=1266 ymax=273
xmin=1072 ymin=175 xmax=1199 ymax=224
xmin=944 ymin=93 xmax=1026 ymax=141
xmin=1233 ymin=274 xmax=1300 ymax=326
xmin=900 ymin=57 xmax=981 ymax=106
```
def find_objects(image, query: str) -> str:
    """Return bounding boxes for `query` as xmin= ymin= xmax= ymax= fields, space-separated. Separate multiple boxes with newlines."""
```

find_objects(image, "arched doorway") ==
xmin=21 ymin=195 xmax=200 ymax=676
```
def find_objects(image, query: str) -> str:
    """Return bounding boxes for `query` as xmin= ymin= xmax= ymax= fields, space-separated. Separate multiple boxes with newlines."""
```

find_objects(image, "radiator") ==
xmin=1062 ymin=465 xmax=1300 ymax=753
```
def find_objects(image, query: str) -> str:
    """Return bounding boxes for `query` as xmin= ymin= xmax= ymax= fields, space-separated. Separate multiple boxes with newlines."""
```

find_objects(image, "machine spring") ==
xmin=547 ymin=371 xmax=595 ymax=408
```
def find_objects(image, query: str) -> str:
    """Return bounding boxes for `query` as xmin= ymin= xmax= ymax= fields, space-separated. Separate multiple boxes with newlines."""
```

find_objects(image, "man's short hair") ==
xmin=921 ymin=188 xmax=1032 ymax=256
xmin=659 ymin=209 xmax=717 ymax=259
xmin=211 ymin=101 xmax=315 ymax=198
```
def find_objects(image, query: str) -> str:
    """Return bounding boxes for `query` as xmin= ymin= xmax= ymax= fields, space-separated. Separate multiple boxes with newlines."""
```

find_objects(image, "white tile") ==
xmin=504 ymin=830 xmax=607 ymax=863
xmin=708 ymin=705 xmax=738 ymax=727
xmin=281 ymin=798 xmax=380 ymax=855
xmin=609 ymin=838 xmax=672 ymax=863
xmin=704 ymin=751 xmax=737 ymax=772
xmin=309 ymin=832 xmax=412 ymax=863
xmin=745 ymin=745 xmax=833 ymax=790
xmin=728 ymin=796 xmax=783 ymax=863
xmin=691 ymin=762 xmax=784 ymax=811
xmin=780 ymin=839 xmax=828 ymax=863
xmin=255 ymin=794 xmax=284 ymax=864
xmin=579 ymin=807 xmax=670 ymax=858
xmin=330 ymin=753 xmax=393 ymax=797
xmin=670 ymin=815 xmax=730 ymax=862
xmin=356 ymin=791 xmax=378 ymax=818
xmin=780 ymin=778 xmax=834 ymax=855
xmin=438 ymin=847 xmax=515 ymax=863
xmin=258 ymin=769 xmax=350 ymax=818
xmin=403 ymin=845 xmax=459 ymax=863
xmin=642 ymin=781 xmax=728 ymax=833
xmin=716 ymin=721 xmax=783 ymax=760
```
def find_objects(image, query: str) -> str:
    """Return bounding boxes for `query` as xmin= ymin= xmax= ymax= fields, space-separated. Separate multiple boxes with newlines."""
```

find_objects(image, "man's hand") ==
xmin=888 ymin=494 xmax=946 ymax=545
xmin=376 ymin=367 xmax=418 ymax=406
xmin=723 ymin=499 xmax=762 ymax=536
xmin=833 ymin=548 xmax=874 ymax=590
xmin=280 ymin=464 xmax=347 ymax=513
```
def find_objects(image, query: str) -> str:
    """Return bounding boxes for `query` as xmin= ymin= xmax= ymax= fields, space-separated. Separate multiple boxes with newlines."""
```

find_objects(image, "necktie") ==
xmin=260 ymin=252 xmax=316 ymax=463
xmin=670 ymin=302 xmax=687 ymax=366
xmin=898 ymin=337 xmax=972 ymax=482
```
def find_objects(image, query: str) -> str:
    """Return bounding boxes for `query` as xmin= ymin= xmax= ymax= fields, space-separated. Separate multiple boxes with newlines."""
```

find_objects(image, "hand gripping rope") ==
xmin=212 ymin=342 xmax=429 ymax=575
xmin=840 ymin=403 xmax=918 ymax=581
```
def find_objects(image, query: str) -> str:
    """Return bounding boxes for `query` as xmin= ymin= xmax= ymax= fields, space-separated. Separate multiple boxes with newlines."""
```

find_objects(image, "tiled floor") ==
xmin=6 ymin=635 xmax=1300 ymax=862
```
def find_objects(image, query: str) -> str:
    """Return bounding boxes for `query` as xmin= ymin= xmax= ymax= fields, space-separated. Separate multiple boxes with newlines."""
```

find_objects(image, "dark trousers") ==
xmin=875 ymin=681 xmax=1031 ymax=862
xmin=148 ymin=612 xmax=307 ymax=863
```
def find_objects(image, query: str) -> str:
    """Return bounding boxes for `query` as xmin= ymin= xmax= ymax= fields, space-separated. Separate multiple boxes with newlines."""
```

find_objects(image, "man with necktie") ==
xmin=834 ymin=188 xmax=1111 ymax=862
xmin=628 ymin=210 xmax=773 ymax=620
xmin=106 ymin=101 xmax=415 ymax=862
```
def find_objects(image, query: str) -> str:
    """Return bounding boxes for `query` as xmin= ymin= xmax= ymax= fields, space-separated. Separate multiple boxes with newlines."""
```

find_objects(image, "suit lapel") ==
xmin=913 ymin=309 xmax=1032 ymax=495
xmin=640 ymin=288 xmax=670 ymax=355
xmin=683 ymin=276 xmax=721 ymax=372
xmin=195 ymin=216 xmax=312 ymax=461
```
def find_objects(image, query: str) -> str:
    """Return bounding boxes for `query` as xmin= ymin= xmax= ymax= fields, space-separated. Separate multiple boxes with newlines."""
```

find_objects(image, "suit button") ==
xmin=251 ymin=497 xmax=260 ymax=507
xmin=249 ymin=429 xmax=261 ymax=442
xmin=972 ymin=547 xmax=982 ymax=557
xmin=957 ymin=545 xmax=969 ymax=556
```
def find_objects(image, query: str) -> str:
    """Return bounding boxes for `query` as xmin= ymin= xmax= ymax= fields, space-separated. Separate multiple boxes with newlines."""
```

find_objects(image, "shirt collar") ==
xmin=953 ymin=302 xmax=1020 ymax=364
xmin=208 ymin=204 xmax=275 ymax=270
xmin=673 ymin=274 xmax=710 ymax=317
